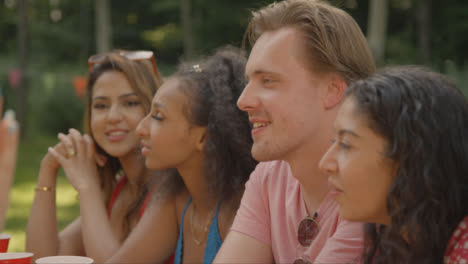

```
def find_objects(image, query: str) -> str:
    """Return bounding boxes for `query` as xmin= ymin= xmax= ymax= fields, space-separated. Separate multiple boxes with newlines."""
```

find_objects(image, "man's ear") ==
xmin=323 ymin=74 xmax=347 ymax=109
xmin=195 ymin=127 xmax=207 ymax=151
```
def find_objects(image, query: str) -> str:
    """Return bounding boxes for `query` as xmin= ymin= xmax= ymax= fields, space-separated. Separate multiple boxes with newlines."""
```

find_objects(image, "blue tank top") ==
xmin=174 ymin=197 xmax=222 ymax=264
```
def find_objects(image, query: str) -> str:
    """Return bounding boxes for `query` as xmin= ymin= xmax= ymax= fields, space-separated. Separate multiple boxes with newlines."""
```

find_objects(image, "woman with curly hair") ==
xmin=26 ymin=52 xmax=165 ymax=263
xmin=104 ymin=46 xmax=257 ymax=264
xmin=319 ymin=66 xmax=468 ymax=263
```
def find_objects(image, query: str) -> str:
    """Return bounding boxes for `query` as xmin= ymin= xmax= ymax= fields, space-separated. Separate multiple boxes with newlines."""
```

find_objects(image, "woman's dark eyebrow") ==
xmin=92 ymin=96 xmax=107 ymax=101
xmin=338 ymin=129 xmax=360 ymax=138
xmin=92 ymin=93 xmax=138 ymax=101
xmin=119 ymin=92 xmax=138 ymax=99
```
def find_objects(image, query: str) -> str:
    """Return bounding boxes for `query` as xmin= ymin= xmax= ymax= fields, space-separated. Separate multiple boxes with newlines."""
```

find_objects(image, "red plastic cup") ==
xmin=0 ymin=234 xmax=11 ymax=253
xmin=35 ymin=256 xmax=93 ymax=264
xmin=0 ymin=252 xmax=34 ymax=264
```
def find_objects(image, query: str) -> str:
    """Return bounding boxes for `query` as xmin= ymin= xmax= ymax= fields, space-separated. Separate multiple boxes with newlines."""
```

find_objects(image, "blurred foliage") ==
xmin=38 ymin=78 xmax=84 ymax=135
xmin=0 ymin=0 xmax=466 ymax=253
xmin=0 ymin=0 xmax=467 ymax=138
xmin=142 ymin=23 xmax=183 ymax=62
xmin=1 ymin=0 xmax=467 ymax=66
xmin=431 ymin=0 xmax=468 ymax=68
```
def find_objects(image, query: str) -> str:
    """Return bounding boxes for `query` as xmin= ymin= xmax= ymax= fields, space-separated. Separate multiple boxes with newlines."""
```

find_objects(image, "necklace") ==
xmin=190 ymin=203 xmax=216 ymax=246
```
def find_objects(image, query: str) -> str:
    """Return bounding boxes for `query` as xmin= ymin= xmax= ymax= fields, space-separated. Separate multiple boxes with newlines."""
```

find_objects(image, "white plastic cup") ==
xmin=35 ymin=256 xmax=93 ymax=264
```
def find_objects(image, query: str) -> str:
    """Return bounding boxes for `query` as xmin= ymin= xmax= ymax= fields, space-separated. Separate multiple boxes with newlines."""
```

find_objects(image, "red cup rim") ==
xmin=0 ymin=252 xmax=34 ymax=260
xmin=0 ymin=234 xmax=11 ymax=240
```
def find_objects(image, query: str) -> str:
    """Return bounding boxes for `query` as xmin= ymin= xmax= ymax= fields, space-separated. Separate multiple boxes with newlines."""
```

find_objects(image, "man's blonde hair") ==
xmin=245 ymin=0 xmax=376 ymax=83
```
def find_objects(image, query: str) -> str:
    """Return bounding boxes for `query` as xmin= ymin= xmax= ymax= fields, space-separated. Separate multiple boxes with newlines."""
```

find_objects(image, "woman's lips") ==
xmin=329 ymin=187 xmax=343 ymax=198
xmin=140 ymin=142 xmax=151 ymax=155
xmin=106 ymin=130 xmax=128 ymax=142
xmin=328 ymin=181 xmax=343 ymax=198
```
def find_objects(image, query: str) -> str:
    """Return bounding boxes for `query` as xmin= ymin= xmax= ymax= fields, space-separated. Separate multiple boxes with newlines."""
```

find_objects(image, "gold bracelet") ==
xmin=35 ymin=186 xmax=55 ymax=192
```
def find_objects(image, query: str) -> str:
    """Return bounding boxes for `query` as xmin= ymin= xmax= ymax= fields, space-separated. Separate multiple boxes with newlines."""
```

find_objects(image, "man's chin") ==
xmin=251 ymin=145 xmax=279 ymax=162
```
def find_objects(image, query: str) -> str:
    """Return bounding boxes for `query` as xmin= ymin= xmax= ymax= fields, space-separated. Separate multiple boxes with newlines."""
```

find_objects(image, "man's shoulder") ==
xmin=247 ymin=160 xmax=298 ymax=199
xmin=251 ymin=160 xmax=294 ymax=182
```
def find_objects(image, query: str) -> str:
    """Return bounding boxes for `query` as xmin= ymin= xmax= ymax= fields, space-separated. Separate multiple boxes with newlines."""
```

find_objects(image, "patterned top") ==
xmin=444 ymin=215 xmax=468 ymax=263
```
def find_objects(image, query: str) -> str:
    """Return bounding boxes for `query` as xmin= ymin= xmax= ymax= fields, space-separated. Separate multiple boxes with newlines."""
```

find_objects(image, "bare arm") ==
xmin=0 ymin=109 xmax=19 ymax=230
xmin=26 ymin=144 xmax=85 ymax=260
xmin=105 ymin=195 xmax=179 ymax=264
xmin=78 ymin=185 xmax=120 ymax=263
xmin=214 ymin=230 xmax=273 ymax=264
xmin=49 ymin=130 xmax=121 ymax=263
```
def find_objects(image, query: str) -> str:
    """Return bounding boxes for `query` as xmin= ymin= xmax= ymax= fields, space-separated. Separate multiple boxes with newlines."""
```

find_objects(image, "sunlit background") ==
xmin=1 ymin=0 xmax=467 ymax=252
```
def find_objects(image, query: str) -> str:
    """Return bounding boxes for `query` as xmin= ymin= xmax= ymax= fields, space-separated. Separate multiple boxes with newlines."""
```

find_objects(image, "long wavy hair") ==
xmin=345 ymin=66 xmax=468 ymax=264
xmin=156 ymin=46 xmax=257 ymax=204
xmin=84 ymin=52 xmax=162 ymax=237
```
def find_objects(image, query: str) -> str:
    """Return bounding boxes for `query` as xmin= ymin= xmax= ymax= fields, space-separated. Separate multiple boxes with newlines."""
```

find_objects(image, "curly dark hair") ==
xmin=157 ymin=46 xmax=257 ymax=203
xmin=345 ymin=66 xmax=468 ymax=264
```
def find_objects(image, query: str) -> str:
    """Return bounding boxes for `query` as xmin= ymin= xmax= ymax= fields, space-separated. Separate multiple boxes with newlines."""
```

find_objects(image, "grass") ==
xmin=3 ymin=134 xmax=80 ymax=252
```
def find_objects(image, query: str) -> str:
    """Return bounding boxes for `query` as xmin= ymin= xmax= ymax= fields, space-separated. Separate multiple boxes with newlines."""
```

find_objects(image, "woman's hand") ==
xmin=40 ymin=141 xmax=67 ymax=174
xmin=48 ymin=129 xmax=102 ymax=194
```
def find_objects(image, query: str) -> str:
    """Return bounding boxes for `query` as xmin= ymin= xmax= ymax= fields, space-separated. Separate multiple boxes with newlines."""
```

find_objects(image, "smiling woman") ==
xmin=319 ymin=66 xmax=468 ymax=264
xmin=25 ymin=52 xmax=165 ymax=263
xmin=90 ymin=71 xmax=146 ymax=158
xmin=101 ymin=46 xmax=257 ymax=264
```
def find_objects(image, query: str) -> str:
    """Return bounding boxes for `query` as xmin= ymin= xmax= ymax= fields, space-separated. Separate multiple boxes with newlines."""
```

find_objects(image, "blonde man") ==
xmin=215 ymin=0 xmax=375 ymax=263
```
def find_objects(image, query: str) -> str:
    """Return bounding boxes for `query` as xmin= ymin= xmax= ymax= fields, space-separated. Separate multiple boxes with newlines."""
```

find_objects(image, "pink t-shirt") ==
xmin=231 ymin=160 xmax=364 ymax=263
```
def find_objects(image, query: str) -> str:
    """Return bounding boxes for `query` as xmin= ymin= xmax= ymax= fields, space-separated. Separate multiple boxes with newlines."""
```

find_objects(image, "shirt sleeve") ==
xmin=230 ymin=162 xmax=272 ymax=246
xmin=444 ymin=216 xmax=468 ymax=264
xmin=314 ymin=219 xmax=365 ymax=264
